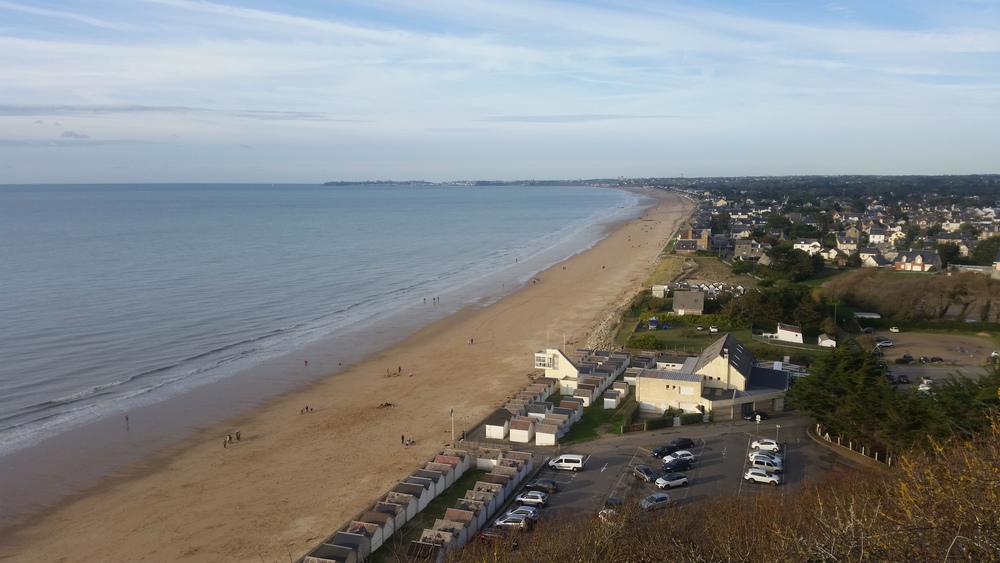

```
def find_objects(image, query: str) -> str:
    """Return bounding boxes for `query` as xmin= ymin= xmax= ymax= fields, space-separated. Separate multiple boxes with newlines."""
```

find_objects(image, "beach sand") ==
xmin=2 ymin=188 xmax=693 ymax=562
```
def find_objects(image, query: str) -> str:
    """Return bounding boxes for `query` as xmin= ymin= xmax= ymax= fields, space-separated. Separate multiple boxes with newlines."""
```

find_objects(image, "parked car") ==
xmin=743 ymin=410 xmax=769 ymax=421
xmin=897 ymin=374 xmax=911 ymax=384
xmin=477 ymin=527 xmax=519 ymax=549
xmin=931 ymin=356 xmax=944 ymax=363
xmin=655 ymin=472 xmax=690 ymax=489
xmin=752 ymin=438 xmax=782 ymax=452
xmin=506 ymin=506 xmax=540 ymax=522
xmin=747 ymin=450 xmax=784 ymax=464
xmin=922 ymin=376 xmax=934 ymax=385
xmin=632 ymin=464 xmax=657 ymax=483
xmin=885 ymin=372 xmax=897 ymax=384
xmin=639 ymin=492 xmax=674 ymax=510
xmin=668 ymin=437 xmax=695 ymax=449
xmin=514 ymin=491 xmax=548 ymax=507
xmin=875 ymin=335 xmax=890 ymax=342
xmin=919 ymin=356 xmax=930 ymax=364
xmin=525 ymin=478 xmax=558 ymax=494
xmin=750 ymin=455 xmax=784 ymax=473
xmin=745 ymin=467 xmax=782 ymax=486
xmin=494 ymin=514 xmax=532 ymax=531
xmin=709 ymin=325 xmax=719 ymax=333
xmin=651 ymin=444 xmax=679 ymax=458
xmin=901 ymin=354 xmax=914 ymax=363
xmin=870 ymin=348 xmax=884 ymax=357
xmin=548 ymin=454 xmax=585 ymax=471
xmin=696 ymin=325 xmax=705 ymax=331
xmin=663 ymin=450 xmax=696 ymax=464
xmin=661 ymin=457 xmax=692 ymax=472
xmin=918 ymin=383 xmax=932 ymax=393
xmin=861 ymin=327 xmax=875 ymax=334
xmin=876 ymin=339 xmax=894 ymax=348
xmin=889 ymin=326 xmax=900 ymax=333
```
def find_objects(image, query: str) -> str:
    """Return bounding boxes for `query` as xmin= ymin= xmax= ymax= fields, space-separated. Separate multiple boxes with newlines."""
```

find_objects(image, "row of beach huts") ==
xmin=301 ymin=445 xmax=534 ymax=563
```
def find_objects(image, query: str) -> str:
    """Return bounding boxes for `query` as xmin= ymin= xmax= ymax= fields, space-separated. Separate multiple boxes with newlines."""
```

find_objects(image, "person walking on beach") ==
xmin=401 ymin=434 xmax=405 ymax=445
xmin=235 ymin=431 xmax=241 ymax=441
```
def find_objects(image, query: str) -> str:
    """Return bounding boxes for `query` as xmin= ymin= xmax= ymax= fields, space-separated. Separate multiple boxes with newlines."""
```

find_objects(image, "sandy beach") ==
xmin=2 ymin=188 xmax=693 ymax=562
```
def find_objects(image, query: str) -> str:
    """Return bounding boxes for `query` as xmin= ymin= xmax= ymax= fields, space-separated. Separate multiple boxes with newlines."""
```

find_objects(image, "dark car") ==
xmin=861 ymin=327 xmax=875 ymax=334
xmin=478 ymin=527 xmax=519 ymax=549
xmin=661 ymin=457 xmax=692 ymax=472
xmin=525 ymin=478 xmax=558 ymax=494
xmin=668 ymin=437 xmax=695 ymax=449
xmin=919 ymin=356 xmax=931 ymax=364
xmin=653 ymin=438 xmax=695 ymax=458
xmin=931 ymin=356 xmax=944 ymax=363
xmin=650 ymin=444 xmax=678 ymax=458
xmin=633 ymin=464 xmax=657 ymax=482
xmin=902 ymin=354 xmax=914 ymax=363
xmin=743 ymin=410 xmax=769 ymax=421
xmin=885 ymin=372 xmax=897 ymax=384
xmin=897 ymin=374 xmax=911 ymax=384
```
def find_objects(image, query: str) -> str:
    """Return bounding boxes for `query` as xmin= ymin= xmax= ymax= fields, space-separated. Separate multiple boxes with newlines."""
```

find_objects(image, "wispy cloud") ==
xmin=0 ymin=0 xmax=997 ymax=182
xmin=60 ymin=130 xmax=89 ymax=139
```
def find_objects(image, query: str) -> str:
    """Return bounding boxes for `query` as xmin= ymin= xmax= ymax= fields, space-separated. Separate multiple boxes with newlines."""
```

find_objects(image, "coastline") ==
xmin=2 ymin=187 xmax=694 ymax=562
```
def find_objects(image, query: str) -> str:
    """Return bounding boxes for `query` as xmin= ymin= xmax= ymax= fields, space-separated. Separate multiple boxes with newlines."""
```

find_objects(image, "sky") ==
xmin=1 ymin=0 xmax=999 ymax=183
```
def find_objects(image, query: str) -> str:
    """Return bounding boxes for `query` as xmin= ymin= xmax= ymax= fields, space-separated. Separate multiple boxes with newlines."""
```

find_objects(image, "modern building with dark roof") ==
xmin=635 ymin=333 xmax=791 ymax=421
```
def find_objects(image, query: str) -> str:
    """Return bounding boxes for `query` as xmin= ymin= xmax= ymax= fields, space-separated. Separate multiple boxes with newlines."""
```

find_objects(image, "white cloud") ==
xmin=0 ymin=0 xmax=997 ymax=182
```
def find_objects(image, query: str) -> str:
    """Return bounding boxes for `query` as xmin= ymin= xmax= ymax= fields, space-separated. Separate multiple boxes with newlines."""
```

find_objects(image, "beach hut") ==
xmin=508 ymin=417 xmax=536 ymax=444
xmin=604 ymin=389 xmax=622 ymax=409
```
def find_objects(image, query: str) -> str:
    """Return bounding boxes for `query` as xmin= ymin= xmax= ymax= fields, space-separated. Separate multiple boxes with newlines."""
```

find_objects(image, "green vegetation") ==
xmin=561 ymin=398 xmax=626 ymax=443
xmin=787 ymin=346 xmax=1000 ymax=454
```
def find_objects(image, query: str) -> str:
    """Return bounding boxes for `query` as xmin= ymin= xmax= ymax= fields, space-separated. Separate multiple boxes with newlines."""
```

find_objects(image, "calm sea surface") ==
xmin=0 ymin=183 xmax=641 ymax=521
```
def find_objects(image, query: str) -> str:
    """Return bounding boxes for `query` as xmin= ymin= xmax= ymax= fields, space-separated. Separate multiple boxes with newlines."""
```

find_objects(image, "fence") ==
xmin=814 ymin=425 xmax=893 ymax=467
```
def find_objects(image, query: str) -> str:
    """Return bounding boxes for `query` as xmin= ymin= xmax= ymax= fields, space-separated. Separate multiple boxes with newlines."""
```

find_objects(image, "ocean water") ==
xmin=0 ymin=183 xmax=642 ymax=521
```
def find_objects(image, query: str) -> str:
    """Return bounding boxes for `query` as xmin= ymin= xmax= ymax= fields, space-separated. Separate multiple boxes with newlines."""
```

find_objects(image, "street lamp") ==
xmin=776 ymin=424 xmax=781 ymax=441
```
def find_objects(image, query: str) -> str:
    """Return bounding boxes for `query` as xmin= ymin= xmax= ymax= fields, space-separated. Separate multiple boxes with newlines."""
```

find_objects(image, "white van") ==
xmin=548 ymin=454 xmax=585 ymax=471
xmin=750 ymin=456 xmax=783 ymax=474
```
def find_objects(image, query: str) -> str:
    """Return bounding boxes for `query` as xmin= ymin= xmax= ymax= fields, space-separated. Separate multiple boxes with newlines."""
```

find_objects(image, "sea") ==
xmin=0 ymin=182 xmax=644 ymax=524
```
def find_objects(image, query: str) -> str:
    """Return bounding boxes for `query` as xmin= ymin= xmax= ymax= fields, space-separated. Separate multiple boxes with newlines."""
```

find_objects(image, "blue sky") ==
xmin=1 ymin=0 xmax=998 ymax=183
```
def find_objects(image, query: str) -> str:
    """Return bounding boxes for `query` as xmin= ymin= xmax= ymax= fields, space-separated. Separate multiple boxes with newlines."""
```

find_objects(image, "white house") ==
xmin=762 ymin=323 xmax=803 ymax=344
xmin=793 ymin=238 xmax=823 ymax=256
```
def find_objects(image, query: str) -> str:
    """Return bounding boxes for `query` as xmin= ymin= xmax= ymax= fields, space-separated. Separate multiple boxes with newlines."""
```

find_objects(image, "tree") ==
xmin=936 ymin=242 xmax=961 ymax=268
xmin=731 ymin=258 xmax=753 ymax=275
xmin=786 ymin=347 xmax=899 ymax=446
xmin=971 ymin=236 xmax=1000 ymax=266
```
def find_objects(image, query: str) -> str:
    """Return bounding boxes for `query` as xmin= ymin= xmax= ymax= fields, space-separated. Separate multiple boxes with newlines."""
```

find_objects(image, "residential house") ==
xmin=733 ymin=240 xmax=769 ymax=260
xmin=792 ymin=238 xmax=823 ymax=256
xmin=762 ymin=323 xmax=803 ymax=344
xmin=675 ymin=239 xmax=698 ymax=255
xmin=893 ymin=250 xmax=942 ymax=272
xmin=672 ymin=290 xmax=705 ymax=316
xmin=836 ymin=234 xmax=859 ymax=254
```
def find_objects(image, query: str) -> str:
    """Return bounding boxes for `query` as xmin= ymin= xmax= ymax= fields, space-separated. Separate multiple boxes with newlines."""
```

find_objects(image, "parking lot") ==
xmin=499 ymin=414 xmax=862 ymax=526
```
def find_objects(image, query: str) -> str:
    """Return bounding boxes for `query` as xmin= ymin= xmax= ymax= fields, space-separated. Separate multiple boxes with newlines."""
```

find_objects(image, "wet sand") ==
xmin=1 ymin=187 xmax=694 ymax=562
